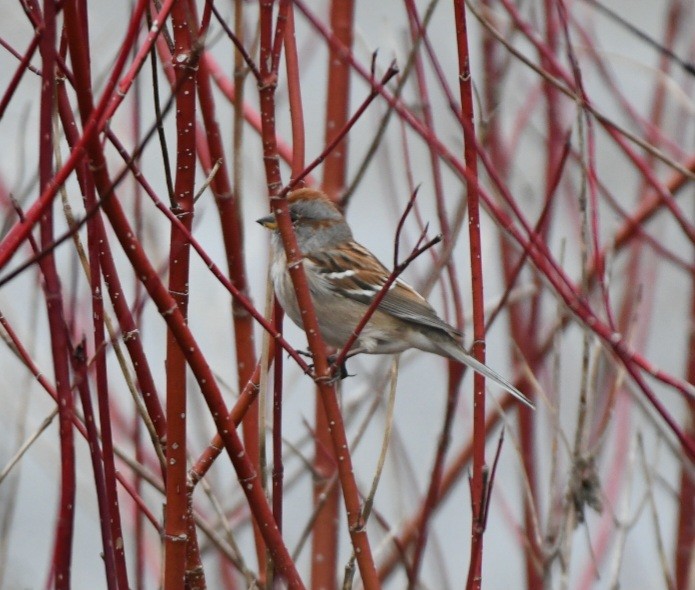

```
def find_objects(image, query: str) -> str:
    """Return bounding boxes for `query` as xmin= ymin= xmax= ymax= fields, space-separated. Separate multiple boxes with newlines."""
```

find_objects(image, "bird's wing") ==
xmin=306 ymin=242 xmax=461 ymax=337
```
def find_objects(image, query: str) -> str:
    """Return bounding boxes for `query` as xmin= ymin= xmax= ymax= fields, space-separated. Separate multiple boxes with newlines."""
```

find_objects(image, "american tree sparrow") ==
xmin=258 ymin=188 xmax=534 ymax=409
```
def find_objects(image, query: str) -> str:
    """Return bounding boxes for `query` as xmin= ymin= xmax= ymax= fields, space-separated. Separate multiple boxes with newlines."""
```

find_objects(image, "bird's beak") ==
xmin=256 ymin=214 xmax=277 ymax=230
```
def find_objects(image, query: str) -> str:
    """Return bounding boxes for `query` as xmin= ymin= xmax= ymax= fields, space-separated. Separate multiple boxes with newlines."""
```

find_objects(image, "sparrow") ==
xmin=257 ymin=188 xmax=534 ymax=409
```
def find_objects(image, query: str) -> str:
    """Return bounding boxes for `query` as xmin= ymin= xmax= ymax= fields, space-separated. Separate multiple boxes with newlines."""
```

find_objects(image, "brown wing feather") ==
xmin=306 ymin=242 xmax=461 ymax=338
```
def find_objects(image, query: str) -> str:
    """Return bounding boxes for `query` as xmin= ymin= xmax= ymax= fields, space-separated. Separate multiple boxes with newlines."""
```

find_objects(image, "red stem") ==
xmin=36 ymin=2 xmax=76 ymax=587
xmin=449 ymin=2 xmax=488 ymax=587
xmin=321 ymin=0 xmax=354 ymax=201
xmin=190 ymin=0 xmax=266 ymax=572
xmin=403 ymin=9 xmax=468 ymax=581
xmin=0 ymin=33 xmax=41 ymax=118
xmin=312 ymin=0 xmax=356 ymax=584
xmin=70 ymin=343 xmax=119 ymax=589
xmin=257 ymin=0 xmax=379 ymax=585
xmin=285 ymin=6 xmax=305 ymax=182
xmin=272 ymin=300 xmax=285 ymax=537
xmin=163 ymin=2 xmax=198 ymax=586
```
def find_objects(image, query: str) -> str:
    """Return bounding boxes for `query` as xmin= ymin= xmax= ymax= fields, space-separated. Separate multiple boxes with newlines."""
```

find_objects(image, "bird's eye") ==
xmin=289 ymin=211 xmax=300 ymax=224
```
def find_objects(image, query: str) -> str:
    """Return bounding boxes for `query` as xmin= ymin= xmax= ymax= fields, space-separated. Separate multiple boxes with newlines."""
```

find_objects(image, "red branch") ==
xmin=163 ymin=1 xmax=198 ymax=587
xmin=449 ymin=2 xmax=489 ymax=587
xmin=256 ymin=0 xmax=379 ymax=586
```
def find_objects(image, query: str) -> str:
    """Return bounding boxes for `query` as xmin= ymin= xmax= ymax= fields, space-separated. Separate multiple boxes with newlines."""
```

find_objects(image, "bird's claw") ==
xmin=299 ymin=351 xmax=353 ymax=382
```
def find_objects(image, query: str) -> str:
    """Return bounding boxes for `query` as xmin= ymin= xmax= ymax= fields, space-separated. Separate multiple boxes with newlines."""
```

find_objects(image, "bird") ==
xmin=257 ymin=188 xmax=534 ymax=409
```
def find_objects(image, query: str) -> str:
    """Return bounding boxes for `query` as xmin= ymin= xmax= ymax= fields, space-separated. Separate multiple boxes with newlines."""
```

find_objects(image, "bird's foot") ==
xmin=298 ymin=350 xmax=353 ymax=382
xmin=328 ymin=354 xmax=352 ymax=381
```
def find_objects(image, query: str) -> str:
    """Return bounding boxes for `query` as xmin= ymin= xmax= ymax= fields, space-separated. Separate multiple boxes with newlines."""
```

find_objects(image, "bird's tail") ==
xmin=434 ymin=337 xmax=535 ymax=410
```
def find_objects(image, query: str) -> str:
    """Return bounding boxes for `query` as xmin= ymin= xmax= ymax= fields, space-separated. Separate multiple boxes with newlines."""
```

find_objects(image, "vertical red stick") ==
xmin=70 ymin=344 xmax=118 ymax=589
xmin=194 ymin=4 xmax=266 ymax=575
xmin=314 ymin=0 xmax=355 ymax=586
xmin=322 ymin=0 xmax=355 ymax=200
xmin=163 ymin=3 xmax=198 ymax=587
xmin=257 ymin=1 xmax=379 ymax=586
xmin=403 ymin=7 xmax=466 ymax=583
xmin=450 ymin=2 xmax=487 ymax=588
xmin=37 ymin=2 xmax=76 ymax=587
